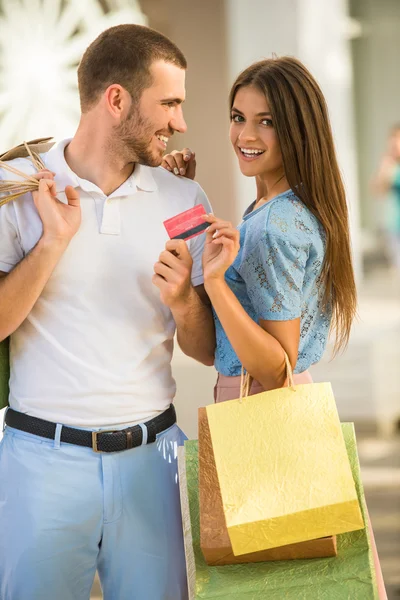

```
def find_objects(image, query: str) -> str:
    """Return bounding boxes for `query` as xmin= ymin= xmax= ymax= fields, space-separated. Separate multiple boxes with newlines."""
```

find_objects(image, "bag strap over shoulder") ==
xmin=0 ymin=137 xmax=55 ymax=161
xmin=0 ymin=138 xmax=55 ymax=207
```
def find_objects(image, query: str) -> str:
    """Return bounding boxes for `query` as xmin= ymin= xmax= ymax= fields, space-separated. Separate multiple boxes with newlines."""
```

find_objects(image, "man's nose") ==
xmin=170 ymin=106 xmax=187 ymax=134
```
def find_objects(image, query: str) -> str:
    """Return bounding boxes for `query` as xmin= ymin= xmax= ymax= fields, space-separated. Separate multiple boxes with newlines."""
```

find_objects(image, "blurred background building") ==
xmin=0 ymin=0 xmax=399 ymax=597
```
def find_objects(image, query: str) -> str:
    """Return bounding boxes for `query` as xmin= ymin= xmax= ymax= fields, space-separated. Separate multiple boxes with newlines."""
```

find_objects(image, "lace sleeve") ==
xmin=239 ymin=234 xmax=309 ymax=321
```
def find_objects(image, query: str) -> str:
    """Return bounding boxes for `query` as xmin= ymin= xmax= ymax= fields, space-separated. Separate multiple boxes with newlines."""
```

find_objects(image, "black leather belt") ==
xmin=5 ymin=405 xmax=176 ymax=453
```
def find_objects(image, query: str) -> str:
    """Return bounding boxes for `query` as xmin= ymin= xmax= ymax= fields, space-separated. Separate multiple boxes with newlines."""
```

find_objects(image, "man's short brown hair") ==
xmin=77 ymin=24 xmax=187 ymax=112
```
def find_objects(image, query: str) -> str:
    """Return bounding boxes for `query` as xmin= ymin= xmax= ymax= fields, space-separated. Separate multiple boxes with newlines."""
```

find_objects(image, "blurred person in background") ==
xmin=372 ymin=124 xmax=400 ymax=276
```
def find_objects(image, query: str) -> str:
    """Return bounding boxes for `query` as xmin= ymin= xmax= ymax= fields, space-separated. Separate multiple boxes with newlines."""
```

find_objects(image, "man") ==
xmin=0 ymin=24 xmax=215 ymax=600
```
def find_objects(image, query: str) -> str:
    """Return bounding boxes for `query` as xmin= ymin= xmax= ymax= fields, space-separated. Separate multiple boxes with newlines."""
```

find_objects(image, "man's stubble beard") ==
xmin=113 ymin=106 xmax=162 ymax=167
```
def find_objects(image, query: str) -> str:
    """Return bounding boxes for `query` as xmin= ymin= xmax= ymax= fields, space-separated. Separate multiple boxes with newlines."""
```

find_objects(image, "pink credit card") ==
xmin=163 ymin=204 xmax=208 ymax=241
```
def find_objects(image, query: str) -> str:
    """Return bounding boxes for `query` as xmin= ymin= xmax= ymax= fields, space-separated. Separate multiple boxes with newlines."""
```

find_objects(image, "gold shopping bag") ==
xmin=198 ymin=407 xmax=337 ymax=565
xmin=205 ymin=355 xmax=364 ymax=556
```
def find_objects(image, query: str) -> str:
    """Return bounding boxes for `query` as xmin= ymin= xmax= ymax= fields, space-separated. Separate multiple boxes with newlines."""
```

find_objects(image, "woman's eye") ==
xmin=261 ymin=118 xmax=273 ymax=127
xmin=231 ymin=114 xmax=244 ymax=123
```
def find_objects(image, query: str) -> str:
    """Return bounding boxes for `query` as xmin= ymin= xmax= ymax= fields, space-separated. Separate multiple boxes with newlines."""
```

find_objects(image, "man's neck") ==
xmin=65 ymin=124 xmax=135 ymax=197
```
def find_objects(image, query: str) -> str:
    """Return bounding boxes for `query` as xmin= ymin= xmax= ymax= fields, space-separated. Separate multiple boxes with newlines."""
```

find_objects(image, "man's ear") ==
xmin=104 ymin=84 xmax=131 ymax=119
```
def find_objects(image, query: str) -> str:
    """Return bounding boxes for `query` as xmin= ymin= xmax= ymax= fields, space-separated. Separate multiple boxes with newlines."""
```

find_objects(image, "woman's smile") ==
xmin=238 ymin=147 xmax=266 ymax=161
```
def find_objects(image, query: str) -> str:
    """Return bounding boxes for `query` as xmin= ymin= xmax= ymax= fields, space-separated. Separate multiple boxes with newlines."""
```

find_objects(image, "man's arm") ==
xmin=171 ymin=284 xmax=215 ymax=366
xmin=0 ymin=239 xmax=69 ymax=340
xmin=153 ymin=239 xmax=215 ymax=366
xmin=0 ymin=178 xmax=81 ymax=341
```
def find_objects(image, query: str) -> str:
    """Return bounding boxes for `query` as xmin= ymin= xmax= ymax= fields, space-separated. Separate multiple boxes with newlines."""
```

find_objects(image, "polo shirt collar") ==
xmin=44 ymin=138 xmax=158 ymax=196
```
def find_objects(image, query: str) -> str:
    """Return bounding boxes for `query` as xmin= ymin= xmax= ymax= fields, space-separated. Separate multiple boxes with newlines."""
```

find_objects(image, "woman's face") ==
xmin=229 ymin=85 xmax=284 ymax=179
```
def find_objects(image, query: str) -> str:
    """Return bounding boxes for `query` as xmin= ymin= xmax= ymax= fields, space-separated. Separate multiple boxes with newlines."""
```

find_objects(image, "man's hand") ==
xmin=161 ymin=148 xmax=196 ymax=180
xmin=152 ymin=239 xmax=194 ymax=310
xmin=33 ymin=178 xmax=81 ymax=246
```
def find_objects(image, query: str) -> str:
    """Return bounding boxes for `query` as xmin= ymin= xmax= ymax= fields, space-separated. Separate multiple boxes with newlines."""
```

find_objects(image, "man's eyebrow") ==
xmin=161 ymin=98 xmax=185 ymax=104
xmin=231 ymin=107 xmax=272 ymax=117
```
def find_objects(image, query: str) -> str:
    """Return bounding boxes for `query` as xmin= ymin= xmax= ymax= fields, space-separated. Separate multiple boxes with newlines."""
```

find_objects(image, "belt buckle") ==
xmin=91 ymin=429 xmax=117 ymax=453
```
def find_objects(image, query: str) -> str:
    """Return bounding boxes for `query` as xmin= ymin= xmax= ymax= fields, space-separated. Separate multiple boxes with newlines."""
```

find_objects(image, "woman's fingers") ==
xmin=162 ymin=154 xmax=179 ymax=173
xmin=161 ymin=150 xmax=191 ymax=175
xmin=206 ymin=220 xmax=234 ymax=234
xmin=211 ymin=235 xmax=238 ymax=250
xmin=211 ymin=227 xmax=239 ymax=241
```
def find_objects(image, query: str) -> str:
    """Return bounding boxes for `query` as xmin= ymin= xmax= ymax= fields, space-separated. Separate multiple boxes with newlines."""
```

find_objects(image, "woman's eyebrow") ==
xmin=231 ymin=107 xmax=272 ymax=117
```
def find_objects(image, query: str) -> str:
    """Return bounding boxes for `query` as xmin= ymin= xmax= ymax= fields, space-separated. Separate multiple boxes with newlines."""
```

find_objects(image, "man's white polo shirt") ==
xmin=0 ymin=139 xmax=212 ymax=427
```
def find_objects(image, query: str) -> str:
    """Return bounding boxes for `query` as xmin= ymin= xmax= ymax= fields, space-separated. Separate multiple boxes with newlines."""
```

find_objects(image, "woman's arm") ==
xmin=206 ymin=276 xmax=299 ymax=389
xmin=203 ymin=215 xmax=300 ymax=390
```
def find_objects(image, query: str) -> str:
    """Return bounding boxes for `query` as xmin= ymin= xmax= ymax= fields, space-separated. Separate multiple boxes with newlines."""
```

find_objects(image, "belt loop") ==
xmin=138 ymin=423 xmax=148 ymax=445
xmin=54 ymin=423 xmax=62 ymax=449
xmin=2 ymin=407 xmax=8 ymax=432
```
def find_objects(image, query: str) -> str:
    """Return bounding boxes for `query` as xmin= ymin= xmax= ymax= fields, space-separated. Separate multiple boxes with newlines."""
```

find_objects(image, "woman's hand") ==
xmin=161 ymin=148 xmax=196 ymax=180
xmin=202 ymin=214 xmax=240 ymax=282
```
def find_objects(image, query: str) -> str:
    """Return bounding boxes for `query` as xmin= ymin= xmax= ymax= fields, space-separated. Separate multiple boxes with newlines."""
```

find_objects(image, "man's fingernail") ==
xmin=180 ymin=168 xmax=186 ymax=175
xmin=173 ymin=167 xmax=179 ymax=175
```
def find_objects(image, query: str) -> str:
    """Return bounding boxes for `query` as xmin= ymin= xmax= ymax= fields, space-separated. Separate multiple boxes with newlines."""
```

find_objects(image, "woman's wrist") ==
xmin=204 ymin=275 xmax=228 ymax=298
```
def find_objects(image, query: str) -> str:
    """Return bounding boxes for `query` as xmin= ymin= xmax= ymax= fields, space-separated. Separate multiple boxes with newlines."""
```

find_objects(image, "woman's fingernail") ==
xmin=173 ymin=167 xmax=179 ymax=175
xmin=180 ymin=168 xmax=186 ymax=175
xmin=184 ymin=155 xmax=190 ymax=160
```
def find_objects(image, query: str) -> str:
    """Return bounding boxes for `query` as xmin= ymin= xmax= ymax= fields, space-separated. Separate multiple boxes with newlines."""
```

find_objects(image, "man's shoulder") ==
xmin=149 ymin=165 xmax=205 ymax=196
xmin=0 ymin=156 xmax=37 ymax=181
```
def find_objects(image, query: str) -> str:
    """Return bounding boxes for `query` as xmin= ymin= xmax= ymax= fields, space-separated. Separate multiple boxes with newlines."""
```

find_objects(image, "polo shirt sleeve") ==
xmin=189 ymin=184 xmax=212 ymax=287
xmin=0 ymin=201 xmax=24 ymax=273
xmin=239 ymin=233 xmax=309 ymax=321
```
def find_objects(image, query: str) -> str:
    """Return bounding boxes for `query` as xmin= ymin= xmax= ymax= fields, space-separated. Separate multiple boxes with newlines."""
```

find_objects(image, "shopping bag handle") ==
xmin=239 ymin=351 xmax=295 ymax=401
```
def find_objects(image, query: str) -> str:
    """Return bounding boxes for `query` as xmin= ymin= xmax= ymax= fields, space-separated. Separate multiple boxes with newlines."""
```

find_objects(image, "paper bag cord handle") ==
xmin=0 ymin=142 xmax=47 ymax=207
xmin=239 ymin=351 xmax=295 ymax=402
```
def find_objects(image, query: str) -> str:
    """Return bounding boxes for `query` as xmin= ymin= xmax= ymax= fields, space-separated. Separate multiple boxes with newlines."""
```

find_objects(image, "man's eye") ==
xmin=165 ymin=102 xmax=176 ymax=108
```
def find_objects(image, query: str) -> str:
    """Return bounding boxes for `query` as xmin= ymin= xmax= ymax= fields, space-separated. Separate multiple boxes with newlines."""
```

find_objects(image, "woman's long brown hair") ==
xmin=230 ymin=57 xmax=357 ymax=352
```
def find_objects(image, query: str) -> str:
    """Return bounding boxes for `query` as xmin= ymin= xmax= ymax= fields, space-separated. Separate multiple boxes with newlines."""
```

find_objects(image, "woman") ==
xmin=163 ymin=56 xmax=356 ymax=401
xmin=163 ymin=56 xmax=387 ymax=598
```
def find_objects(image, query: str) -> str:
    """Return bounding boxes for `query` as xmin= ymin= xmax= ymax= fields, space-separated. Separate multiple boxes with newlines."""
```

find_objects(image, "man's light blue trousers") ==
xmin=0 ymin=419 xmax=188 ymax=600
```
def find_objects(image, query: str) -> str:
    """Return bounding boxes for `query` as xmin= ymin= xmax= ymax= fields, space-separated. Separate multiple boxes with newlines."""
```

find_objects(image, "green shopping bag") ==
xmin=178 ymin=423 xmax=379 ymax=600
